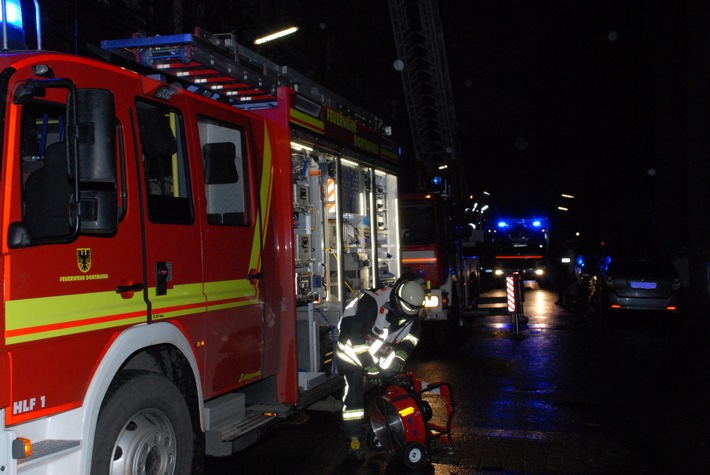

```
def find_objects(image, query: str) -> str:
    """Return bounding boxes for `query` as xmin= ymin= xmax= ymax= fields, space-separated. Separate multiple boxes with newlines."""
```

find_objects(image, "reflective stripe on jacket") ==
xmin=337 ymin=288 xmax=420 ymax=375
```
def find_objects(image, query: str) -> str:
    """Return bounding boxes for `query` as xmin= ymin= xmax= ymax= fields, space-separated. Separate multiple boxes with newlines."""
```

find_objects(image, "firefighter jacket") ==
xmin=337 ymin=287 xmax=421 ymax=378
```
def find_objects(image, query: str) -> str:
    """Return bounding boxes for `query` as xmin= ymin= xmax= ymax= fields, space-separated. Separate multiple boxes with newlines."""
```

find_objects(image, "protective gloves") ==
xmin=389 ymin=360 xmax=404 ymax=374
xmin=364 ymin=364 xmax=379 ymax=376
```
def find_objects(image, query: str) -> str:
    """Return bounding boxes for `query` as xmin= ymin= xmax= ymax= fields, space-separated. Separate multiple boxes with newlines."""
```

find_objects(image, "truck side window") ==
xmin=137 ymin=101 xmax=193 ymax=224
xmin=19 ymin=101 xmax=75 ymax=240
xmin=197 ymin=116 xmax=249 ymax=226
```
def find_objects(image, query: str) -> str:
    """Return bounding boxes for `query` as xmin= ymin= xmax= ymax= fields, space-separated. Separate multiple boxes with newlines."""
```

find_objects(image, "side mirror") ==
xmin=75 ymin=89 xmax=116 ymax=183
xmin=73 ymin=89 xmax=118 ymax=233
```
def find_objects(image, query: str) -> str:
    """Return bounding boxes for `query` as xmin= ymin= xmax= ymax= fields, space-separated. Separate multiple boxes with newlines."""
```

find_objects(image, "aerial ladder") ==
xmin=387 ymin=0 xmax=467 ymax=201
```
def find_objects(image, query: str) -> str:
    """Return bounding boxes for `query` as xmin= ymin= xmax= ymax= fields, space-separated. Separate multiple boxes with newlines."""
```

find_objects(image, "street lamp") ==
xmin=254 ymin=26 xmax=299 ymax=45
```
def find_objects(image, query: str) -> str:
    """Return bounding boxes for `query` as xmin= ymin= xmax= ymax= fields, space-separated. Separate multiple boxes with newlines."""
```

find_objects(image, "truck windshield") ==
xmin=400 ymin=199 xmax=436 ymax=245
xmin=489 ymin=226 xmax=547 ymax=256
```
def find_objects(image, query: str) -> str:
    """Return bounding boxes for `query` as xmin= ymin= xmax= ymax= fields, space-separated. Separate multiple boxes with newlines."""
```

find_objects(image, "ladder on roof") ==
xmin=101 ymin=27 xmax=383 ymax=129
xmin=101 ymin=28 xmax=281 ymax=109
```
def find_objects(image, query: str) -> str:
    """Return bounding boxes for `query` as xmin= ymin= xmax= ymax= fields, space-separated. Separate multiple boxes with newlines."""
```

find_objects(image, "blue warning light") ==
xmin=1 ymin=0 xmax=23 ymax=29
xmin=1 ymin=0 xmax=27 ymax=49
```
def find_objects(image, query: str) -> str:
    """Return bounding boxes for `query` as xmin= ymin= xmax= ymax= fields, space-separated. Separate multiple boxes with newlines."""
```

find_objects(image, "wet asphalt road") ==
xmin=206 ymin=285 xmax=710 ymax=474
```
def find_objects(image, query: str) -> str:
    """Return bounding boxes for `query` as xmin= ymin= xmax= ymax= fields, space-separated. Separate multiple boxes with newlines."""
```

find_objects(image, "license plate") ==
xmin=629 ymin=281 xmax=656 ymax=289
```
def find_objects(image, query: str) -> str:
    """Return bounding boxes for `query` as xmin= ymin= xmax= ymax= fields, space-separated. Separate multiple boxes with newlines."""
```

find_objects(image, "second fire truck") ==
xmin=400 ymin=192 xmax=480 ymax=339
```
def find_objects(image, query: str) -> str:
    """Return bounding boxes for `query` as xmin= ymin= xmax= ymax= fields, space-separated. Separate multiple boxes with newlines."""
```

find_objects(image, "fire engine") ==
xmin=0 ymin=3 xmax=402 ymax=473
xmin=400 ymin=192 xmax=479 ymax=338
xmin=480 ymin=216 xmax=551 ymax=287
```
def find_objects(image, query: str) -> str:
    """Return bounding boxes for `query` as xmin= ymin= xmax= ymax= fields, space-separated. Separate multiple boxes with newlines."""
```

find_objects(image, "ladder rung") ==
xmin=195 ymin=76 xmax=244 ymax=85
xmin=174 ymin=68 xmax=221 ymax=77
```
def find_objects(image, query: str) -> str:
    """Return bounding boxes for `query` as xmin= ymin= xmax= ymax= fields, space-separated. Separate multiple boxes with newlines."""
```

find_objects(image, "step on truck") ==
xmin=0 ymin=3 xmax=402 ymax=473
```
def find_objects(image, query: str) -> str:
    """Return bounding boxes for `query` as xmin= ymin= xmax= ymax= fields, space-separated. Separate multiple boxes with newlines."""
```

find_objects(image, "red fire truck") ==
xmin=479 ymin=216 xmax=551 ymax=288
xmin=400 ymin=192 xmax=479 ymax=338
xmin=0 ymin=5 xmax=402 ymax=474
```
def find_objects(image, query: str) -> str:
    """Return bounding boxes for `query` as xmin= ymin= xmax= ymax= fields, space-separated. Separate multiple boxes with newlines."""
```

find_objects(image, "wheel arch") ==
xmin=79 ymin=322 xmax=204 ymax=474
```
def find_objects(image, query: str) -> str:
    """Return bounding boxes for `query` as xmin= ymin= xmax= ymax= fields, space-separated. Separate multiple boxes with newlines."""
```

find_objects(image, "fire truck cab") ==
xmin=0 ymin=6 xmax=401 ymax=474
xmin=480 ymin=216 xmax=551 ymax=287
xmin=400 ymin=193 xmax=479 ymax=339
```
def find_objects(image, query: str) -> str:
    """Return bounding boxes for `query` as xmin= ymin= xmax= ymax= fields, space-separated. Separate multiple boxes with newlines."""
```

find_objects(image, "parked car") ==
xmin=587 ymin=254 xmax=683 ymax=317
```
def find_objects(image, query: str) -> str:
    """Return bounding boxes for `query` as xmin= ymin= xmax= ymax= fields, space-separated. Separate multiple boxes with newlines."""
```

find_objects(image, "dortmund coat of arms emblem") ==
xmin=77 ymin=248 xmax=92 ymax=273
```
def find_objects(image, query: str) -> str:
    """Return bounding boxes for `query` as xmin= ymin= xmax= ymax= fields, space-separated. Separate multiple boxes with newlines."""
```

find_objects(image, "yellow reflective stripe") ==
xmin=404 ymin=334 xmax=419 ymax=344
xmin=203 ymin=279 xmax=260 ymax=310
xmin=246 ymin=126 xmax=274 ymax=300
xmin=352 ymin=344 xmax=369 ymax=355
xmin=5 ymin=277 xmax=263 ymax=344
xmin=148 ymin=282 xmax=205 ymax=320
xmin=368 ymin=339 xmax=384 ymax=356
xmin=290 ymin=107 xmax=325 ymax=135
xmin=342 ymin=409 xmax=365 ymax=421
xmin=5 ymin=290 xmax=146 ymax=345
xmin=336 ymin=348 xmax=360 ymax=367
xmin=337 ymin=341 xmax=363 ymax=367
xmin=379 ymin=352 xmax=396 ymax=369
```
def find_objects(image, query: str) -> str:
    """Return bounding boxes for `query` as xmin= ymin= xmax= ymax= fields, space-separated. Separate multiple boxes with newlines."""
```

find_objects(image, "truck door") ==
xmin=194 ymin=113 xmax=267 ymax=397
xmin=133 ymin=99 xmax=206 ymax=363
xmin=135 ymin=99 xmax=267 ymax=398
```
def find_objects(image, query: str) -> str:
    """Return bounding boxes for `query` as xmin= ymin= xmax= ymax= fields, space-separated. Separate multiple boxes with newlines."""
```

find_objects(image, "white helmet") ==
xmin=394 ymin=280 xmax=426 ymax=316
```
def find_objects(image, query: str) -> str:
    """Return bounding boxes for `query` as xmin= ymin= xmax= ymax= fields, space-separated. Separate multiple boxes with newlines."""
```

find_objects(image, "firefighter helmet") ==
xmin=394 ymin=279 xmax=426 ymax=316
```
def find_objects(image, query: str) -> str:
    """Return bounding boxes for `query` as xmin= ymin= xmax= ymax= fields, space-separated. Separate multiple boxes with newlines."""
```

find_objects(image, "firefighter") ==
xmin=336 ymin=274 xmax=426 ymax=461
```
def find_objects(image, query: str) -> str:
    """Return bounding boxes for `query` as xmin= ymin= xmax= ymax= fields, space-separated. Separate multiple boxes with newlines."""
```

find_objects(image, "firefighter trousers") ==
xmin=337 ymin=359 xmax=366 ymax=438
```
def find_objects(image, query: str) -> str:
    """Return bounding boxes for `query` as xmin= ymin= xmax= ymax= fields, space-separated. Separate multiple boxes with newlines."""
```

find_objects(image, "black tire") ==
xmin=402 ymin=442 xmax=427 ymax=469
xmin=91 ymin=370 xmax=195 ymax=475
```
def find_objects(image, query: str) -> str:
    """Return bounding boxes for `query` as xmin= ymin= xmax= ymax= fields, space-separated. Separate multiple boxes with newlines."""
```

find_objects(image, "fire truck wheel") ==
xmin=402 ymin=442 xmax=427 ymax=469
xmin=91 ymin=370 xmax=194 ymax=475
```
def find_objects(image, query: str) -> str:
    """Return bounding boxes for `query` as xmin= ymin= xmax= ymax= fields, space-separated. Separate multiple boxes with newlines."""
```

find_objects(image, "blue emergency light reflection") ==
xmin=1 ymin=0 xmax=23 ymax=28
xmin=432 ymin=176 xmax=442 ymax=185
xmin=532 ymin=220 xmax=542 ymax=227
xmin=497 ymin=221 xmax=509 ymax=228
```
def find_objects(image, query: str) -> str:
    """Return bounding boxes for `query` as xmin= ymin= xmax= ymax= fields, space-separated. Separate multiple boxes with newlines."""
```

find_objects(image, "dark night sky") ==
xmin=35 ymin=0 xmax=710 ymax=251
xmin=254 ymin=0 xmax=706 ymax=251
